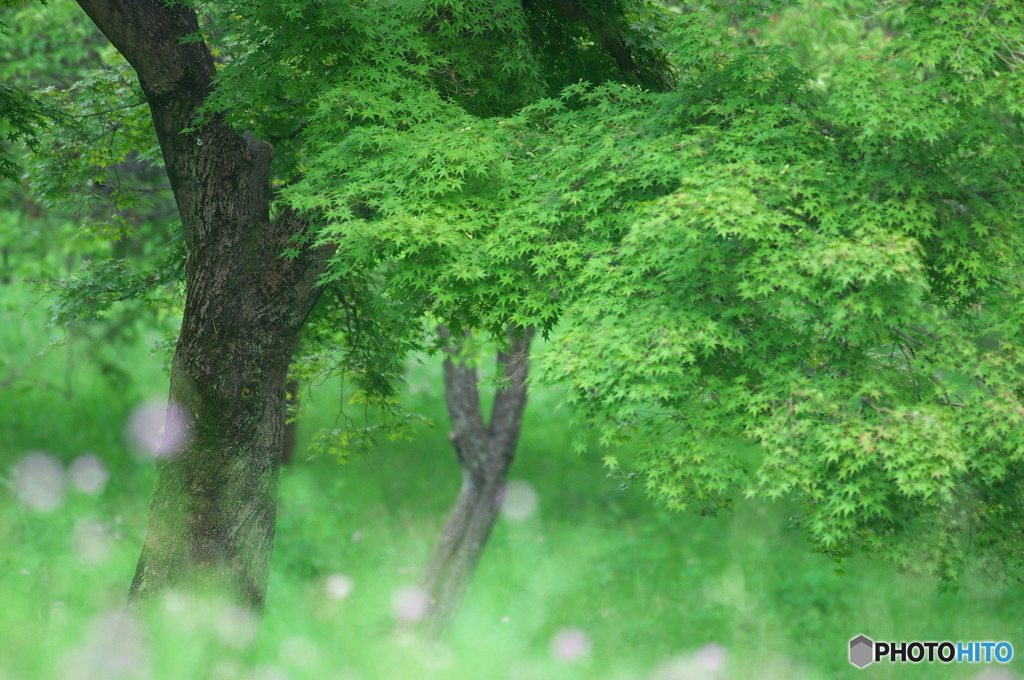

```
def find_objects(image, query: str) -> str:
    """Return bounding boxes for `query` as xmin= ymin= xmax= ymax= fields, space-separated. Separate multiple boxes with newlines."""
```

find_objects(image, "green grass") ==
xmin=1 ymin=283 xmax=1022 ymax=680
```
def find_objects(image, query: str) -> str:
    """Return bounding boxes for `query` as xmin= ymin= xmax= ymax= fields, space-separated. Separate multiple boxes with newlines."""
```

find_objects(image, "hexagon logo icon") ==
xmin=849 ymin=635 xmax=874 ymax=668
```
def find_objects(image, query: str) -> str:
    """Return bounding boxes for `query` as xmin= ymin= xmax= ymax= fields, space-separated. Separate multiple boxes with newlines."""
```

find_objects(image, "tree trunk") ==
xmin=73 ymin=0 xmax=326 ymax=611
xmin=421 ymin=327 xmax=534 ymax=635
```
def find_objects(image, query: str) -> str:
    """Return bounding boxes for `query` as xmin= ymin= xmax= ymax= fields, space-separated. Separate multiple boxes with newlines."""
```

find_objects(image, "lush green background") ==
xmin=4 ymin=0 xmax=1024 ymax=677
xmin=1 ymin=280 xmax=1021 ymax=680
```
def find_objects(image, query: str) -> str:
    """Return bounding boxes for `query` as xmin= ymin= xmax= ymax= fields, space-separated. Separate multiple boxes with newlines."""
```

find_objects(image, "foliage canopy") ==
xmin=278 ymin=0 xmax=1024 ymax=583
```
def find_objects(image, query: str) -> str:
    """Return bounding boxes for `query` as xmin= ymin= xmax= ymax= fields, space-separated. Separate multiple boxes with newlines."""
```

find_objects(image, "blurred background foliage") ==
xmin=0 ymin=0 xmax=180 ymax=393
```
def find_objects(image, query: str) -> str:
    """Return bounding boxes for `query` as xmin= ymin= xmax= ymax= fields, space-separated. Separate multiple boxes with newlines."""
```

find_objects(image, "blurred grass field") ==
xmin=1 ymin=281 xmax=1022 ymax=680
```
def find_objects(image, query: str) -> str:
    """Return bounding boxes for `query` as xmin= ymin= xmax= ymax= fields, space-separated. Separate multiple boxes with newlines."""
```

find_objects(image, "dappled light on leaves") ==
xmin=12 ymin=451 xmax=65 ymax=512
xmin=420 ymin=643 xmax=455 ymax=671
xmin=694 ymin=644 xmax=726 ymax=672
xmin=69 ymin=453 xmax=109 ymax=494
xmin=126 ymin=399 xmax=188 ymax=458
xmin=217 ymin=605 xmax=260 ymax=650
xmin=650 ymin=657 xmax=705 ymax=680
xmin=278 ymin=636 xmax=319 ymax=669
xmin=650 ymin=645 xmax=728 ymax=680
xmin=391 ymin=586 xmax=430 ymax=623
xmin=499 ymin=479 xmax=538 ymax=520
xmin=325 ymin=574 xmax=354 ymax=600
xmin=550 ymin=628 xmax=591 ymax=663
xmin=161 ymin=590 xmax=190 ymax=617
xmin=155 ymin=592 xmax=269 ymax=654
xmin=64 ymin=610 xmax=147 ymax=680
xmin=72 ymin=517 xmax=112 ymax=565
xmin=243 ymin=666 xmax=290 ymax=680
xmin=211 ymin=659 xmax=243 ymax=680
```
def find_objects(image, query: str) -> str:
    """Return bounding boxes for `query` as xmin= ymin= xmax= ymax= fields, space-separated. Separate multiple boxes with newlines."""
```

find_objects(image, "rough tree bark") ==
xmin=73 ymin=0 xmax=326 ymax=610
xmin=420 ymin=327 xmax=535 ymax=635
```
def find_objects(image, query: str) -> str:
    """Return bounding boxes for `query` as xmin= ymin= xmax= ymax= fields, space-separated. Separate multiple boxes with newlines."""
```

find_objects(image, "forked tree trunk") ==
xmin=74 ymin=0 xmax=326 ymax=611
xmin=421 ymin=327 xmax=534 ymax=635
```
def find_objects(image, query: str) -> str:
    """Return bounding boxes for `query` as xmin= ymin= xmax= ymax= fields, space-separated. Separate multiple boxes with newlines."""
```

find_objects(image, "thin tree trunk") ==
xmin=421 ymin=327 xmax=534 ymax=635
xmin=74 ymin=0 xmax=327 ymax=611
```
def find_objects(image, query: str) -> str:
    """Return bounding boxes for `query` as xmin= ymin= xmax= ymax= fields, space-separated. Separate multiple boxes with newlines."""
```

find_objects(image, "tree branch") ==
xmin=489 ymin=327 xmax=535 ymax=453
xmin=547 ymin=0 xmax=639 ymax=80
